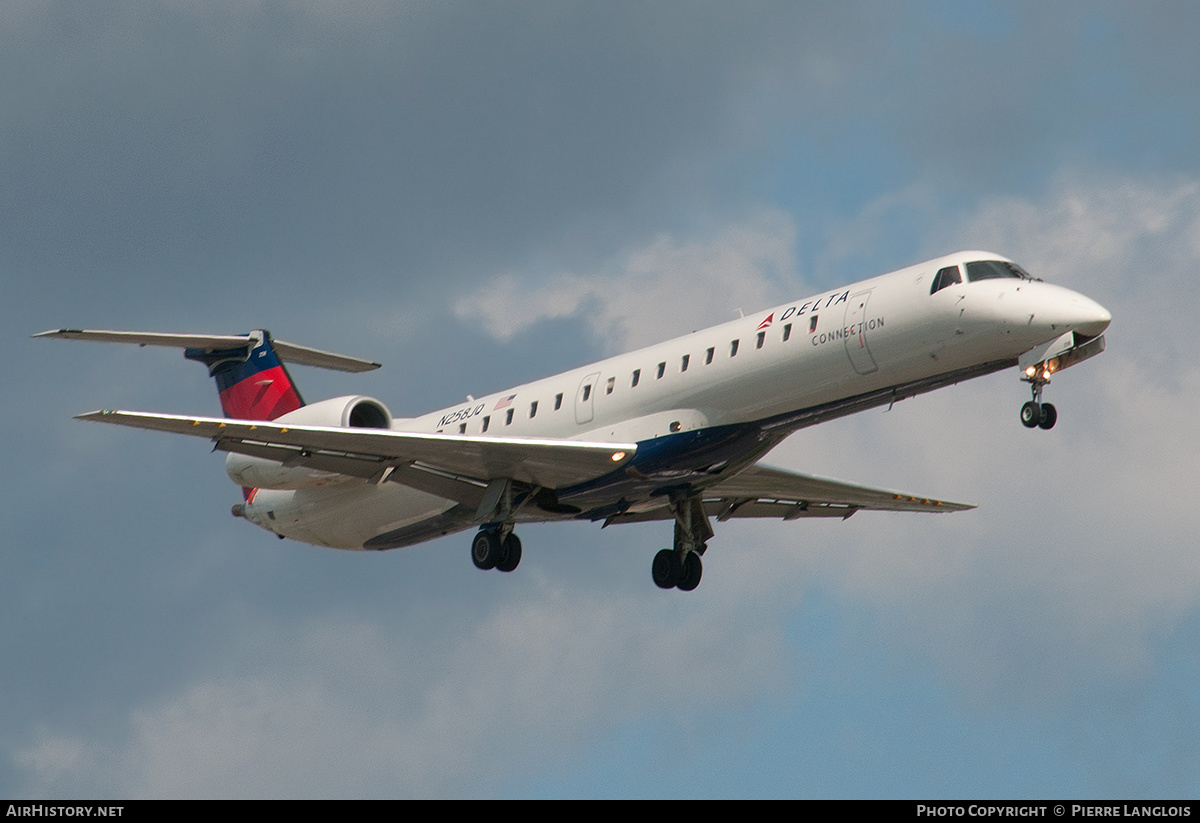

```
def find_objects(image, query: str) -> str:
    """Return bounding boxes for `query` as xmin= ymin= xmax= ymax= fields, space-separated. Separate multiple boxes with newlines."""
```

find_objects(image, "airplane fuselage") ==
xmin=235 ymin=250 xmax=1111 ymax=551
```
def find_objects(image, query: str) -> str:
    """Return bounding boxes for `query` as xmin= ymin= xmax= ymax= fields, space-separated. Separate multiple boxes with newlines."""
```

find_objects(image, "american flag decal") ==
xmin=494 ymin=394 xmax=517 ymax=410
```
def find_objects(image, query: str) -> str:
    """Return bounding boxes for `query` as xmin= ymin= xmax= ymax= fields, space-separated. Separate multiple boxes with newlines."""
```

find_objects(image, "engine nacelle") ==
xmin=270 ymin=395 xmax=393 ymax=429
xmin=225 ymin=395 xmax=394 ymax=490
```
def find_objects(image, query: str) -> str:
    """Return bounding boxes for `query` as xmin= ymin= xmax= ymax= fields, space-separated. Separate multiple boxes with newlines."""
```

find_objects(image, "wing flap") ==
xmin=704 ymin=464 xmax=975 ymax=513
xmin=213 ymin=439 xmax=493 ymax=508
xmin=77 ymin=410 xmax=636 ymax=490
xmin=604 ymin=463 xmax=973 ymax=526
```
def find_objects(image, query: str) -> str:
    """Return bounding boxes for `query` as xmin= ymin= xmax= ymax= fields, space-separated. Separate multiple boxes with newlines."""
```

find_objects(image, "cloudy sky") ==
xmin=4 ymin=1 xmax=1199 ymax=798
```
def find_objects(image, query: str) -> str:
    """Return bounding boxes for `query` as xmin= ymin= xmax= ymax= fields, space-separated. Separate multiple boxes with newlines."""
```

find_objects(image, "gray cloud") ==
xmin=0 ymin=2 xmax=878 ymax=313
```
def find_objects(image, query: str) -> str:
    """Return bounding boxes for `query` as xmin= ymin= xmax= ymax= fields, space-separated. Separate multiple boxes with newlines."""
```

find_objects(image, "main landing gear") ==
xmin=471 ymin=527 xmax=522 ymax=573
xmin=471 ymin=478 xmax=527 ymax=574
xmin=652 ymin=497 xmax=713 ymax=592
xmin=652 ymin=547 xmax=703 ymax=591
xmin=1019 ymin=367 xmax=1058 ymax=430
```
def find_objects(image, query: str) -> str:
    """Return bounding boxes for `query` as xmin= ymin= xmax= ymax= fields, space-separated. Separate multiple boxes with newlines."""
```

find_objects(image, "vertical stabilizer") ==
xmin=184 ymin=330 xmax=304 ymax=420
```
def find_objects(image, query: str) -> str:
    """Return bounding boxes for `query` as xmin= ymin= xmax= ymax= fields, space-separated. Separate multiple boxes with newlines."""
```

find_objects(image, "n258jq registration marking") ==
xmin=439 ymin=404 xmax=485 ymax=428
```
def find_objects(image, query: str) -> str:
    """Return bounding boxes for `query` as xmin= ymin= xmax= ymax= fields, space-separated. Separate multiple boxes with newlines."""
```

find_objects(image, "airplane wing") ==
xmin=603 ymin=463 xmax=974 ymax=525
xmin=76 ymin=410 xmax=636 ymax=495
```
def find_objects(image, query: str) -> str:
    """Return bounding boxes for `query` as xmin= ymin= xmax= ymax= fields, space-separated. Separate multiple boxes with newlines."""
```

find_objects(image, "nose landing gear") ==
xmin=1020 ymin=369 xmax=1057 ymax=430
xmin=1020 ymin=400 xmax=1056 ymax=429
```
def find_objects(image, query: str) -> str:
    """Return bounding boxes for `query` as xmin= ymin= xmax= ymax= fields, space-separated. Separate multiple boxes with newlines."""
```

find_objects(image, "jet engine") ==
xmin=225 ymin=395 xmax=394 ymax=489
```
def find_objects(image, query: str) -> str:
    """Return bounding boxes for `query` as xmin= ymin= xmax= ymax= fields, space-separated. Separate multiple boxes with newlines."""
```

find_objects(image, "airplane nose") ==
xmin=1067 ymin=293 xmax=1112 ymax=338
xmin=1032 ymin=285 xmax=1111 ymax=339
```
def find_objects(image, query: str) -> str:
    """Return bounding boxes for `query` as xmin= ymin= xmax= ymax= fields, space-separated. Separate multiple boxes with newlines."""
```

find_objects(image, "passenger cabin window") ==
xmin=605 ymin=377 xmax=615 ymax=395
xmin=482 ymin=415 xmax=490 ymax=432
xmin=459 ymin=423 xmax=467 ymax=434
xmin=631 ymin=369 xmax=641 ymax=387
xmin=705 ymin=347 xmax=714 ymax=365
xmin=657 ymin=362 xmax=666 ymax=379
xmin=930 ymin=265 xmax=963 ymax=295
xmin=756 ymin=331 xmax=765 ymax=349
xmin=505 ymin=408 xmax=514 ymax=425
xmin=681 ymin=354 xmax=690 ymax=372
xmin=581 ymin=384 xmax=591 ymax=402
xmin=730 ymin=339 xmax=739 ymax=357
xmin=529 ymin=401 xmax=538 ymax=418
xmin=783 ymin=323 xmax=792 ymax=342
xmin=554 ymin=393 xmax=563 ymax=410
xmin=965 ymin=260 xmax=1030 ymax=282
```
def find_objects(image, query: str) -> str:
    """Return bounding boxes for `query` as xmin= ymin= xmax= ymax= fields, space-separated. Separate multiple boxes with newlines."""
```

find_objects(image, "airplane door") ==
xmin=575 ymin=371 xmax=600 ymax=424
xmin=843 ymin=290 xmax=878 ymax=375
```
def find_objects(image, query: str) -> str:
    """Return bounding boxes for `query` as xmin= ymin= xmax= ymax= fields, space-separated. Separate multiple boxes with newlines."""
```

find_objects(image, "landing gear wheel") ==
xmin=1038 ymin=402 xmax=1057 ymax=430
xmin=471 ymin=530 xmax=501 ymax=570
xmin=676 ymin=552 xmax=703 ymax=592
xmin=651 ymin=549 xmax=679 ymax=589
xmin=496 ymin=533 xmax=522 ymax=572
xmin=1020 ymin=401 xmax=1041 ymax=429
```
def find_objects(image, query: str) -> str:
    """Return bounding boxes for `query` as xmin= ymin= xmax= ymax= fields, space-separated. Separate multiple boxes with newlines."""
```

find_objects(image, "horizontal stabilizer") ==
xmin=34 ymin=329 xmax=381 ymax=373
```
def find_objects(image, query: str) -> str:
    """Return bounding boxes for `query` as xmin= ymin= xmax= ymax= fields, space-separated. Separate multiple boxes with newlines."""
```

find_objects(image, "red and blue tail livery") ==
xmin=184 ymin=331 xmax=303 ymax=420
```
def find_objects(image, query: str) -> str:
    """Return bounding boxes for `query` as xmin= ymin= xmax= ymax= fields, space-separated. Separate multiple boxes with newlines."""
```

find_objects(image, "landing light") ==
xmin=611 ymin=451 xmax=627 ymax=462
xmin=1025 ymin=366 xmax=1037 ymax=378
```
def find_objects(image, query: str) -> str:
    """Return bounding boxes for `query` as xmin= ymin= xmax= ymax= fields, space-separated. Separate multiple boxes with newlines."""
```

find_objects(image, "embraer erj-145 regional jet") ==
xmin=40 ymin=251 xmax=1110 ymax=591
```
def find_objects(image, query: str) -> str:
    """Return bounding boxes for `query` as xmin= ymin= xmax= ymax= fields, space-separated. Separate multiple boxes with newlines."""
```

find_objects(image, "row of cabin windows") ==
xmin=642 ymin=325 xmax=792 ymax=383
xmin=472 ymin=394 xmax=559 ymax=433
xmin=461 ymin=322 xmax=798 ymax=432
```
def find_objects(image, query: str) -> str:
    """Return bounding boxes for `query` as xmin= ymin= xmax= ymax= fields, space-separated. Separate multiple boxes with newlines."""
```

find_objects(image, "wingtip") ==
xmin=76 ymin=409 xmax=137 ymax=423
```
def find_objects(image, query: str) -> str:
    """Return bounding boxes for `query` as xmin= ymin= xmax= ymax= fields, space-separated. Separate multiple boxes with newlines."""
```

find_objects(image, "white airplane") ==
xmin=38 ymin=250 xmax=1110 ymax=591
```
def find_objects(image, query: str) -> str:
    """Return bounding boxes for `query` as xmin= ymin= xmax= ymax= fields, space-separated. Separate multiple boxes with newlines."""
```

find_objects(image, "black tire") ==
xmin=471 ymin=530 xmax=501 ymax=570
xmin=1020 ymin=401 xmax=1041 ymax=428
xmin=496 ymin=533 xmax=522 ymax=572
xmin=651 ymin=549 xmax=679 ymax=589
xmin=1038 ymin=402 xmax=1057 ymax=430
xmin=676 ymin=552 xmax=703 ymax=592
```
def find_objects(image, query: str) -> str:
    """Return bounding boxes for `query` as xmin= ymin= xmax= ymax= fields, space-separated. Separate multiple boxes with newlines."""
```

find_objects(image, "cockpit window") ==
xmin=930 ymin=265 xmax=962 ymax=294
xmin=965 ymin=260 xmax=1032 ymax=282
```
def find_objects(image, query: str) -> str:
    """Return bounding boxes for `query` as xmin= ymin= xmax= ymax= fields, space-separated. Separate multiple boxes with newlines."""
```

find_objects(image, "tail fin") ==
xmin=183 ymin=331 xmax=303 ymax=420
xmin=34 ymin=328 xmax=380 ymax=421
